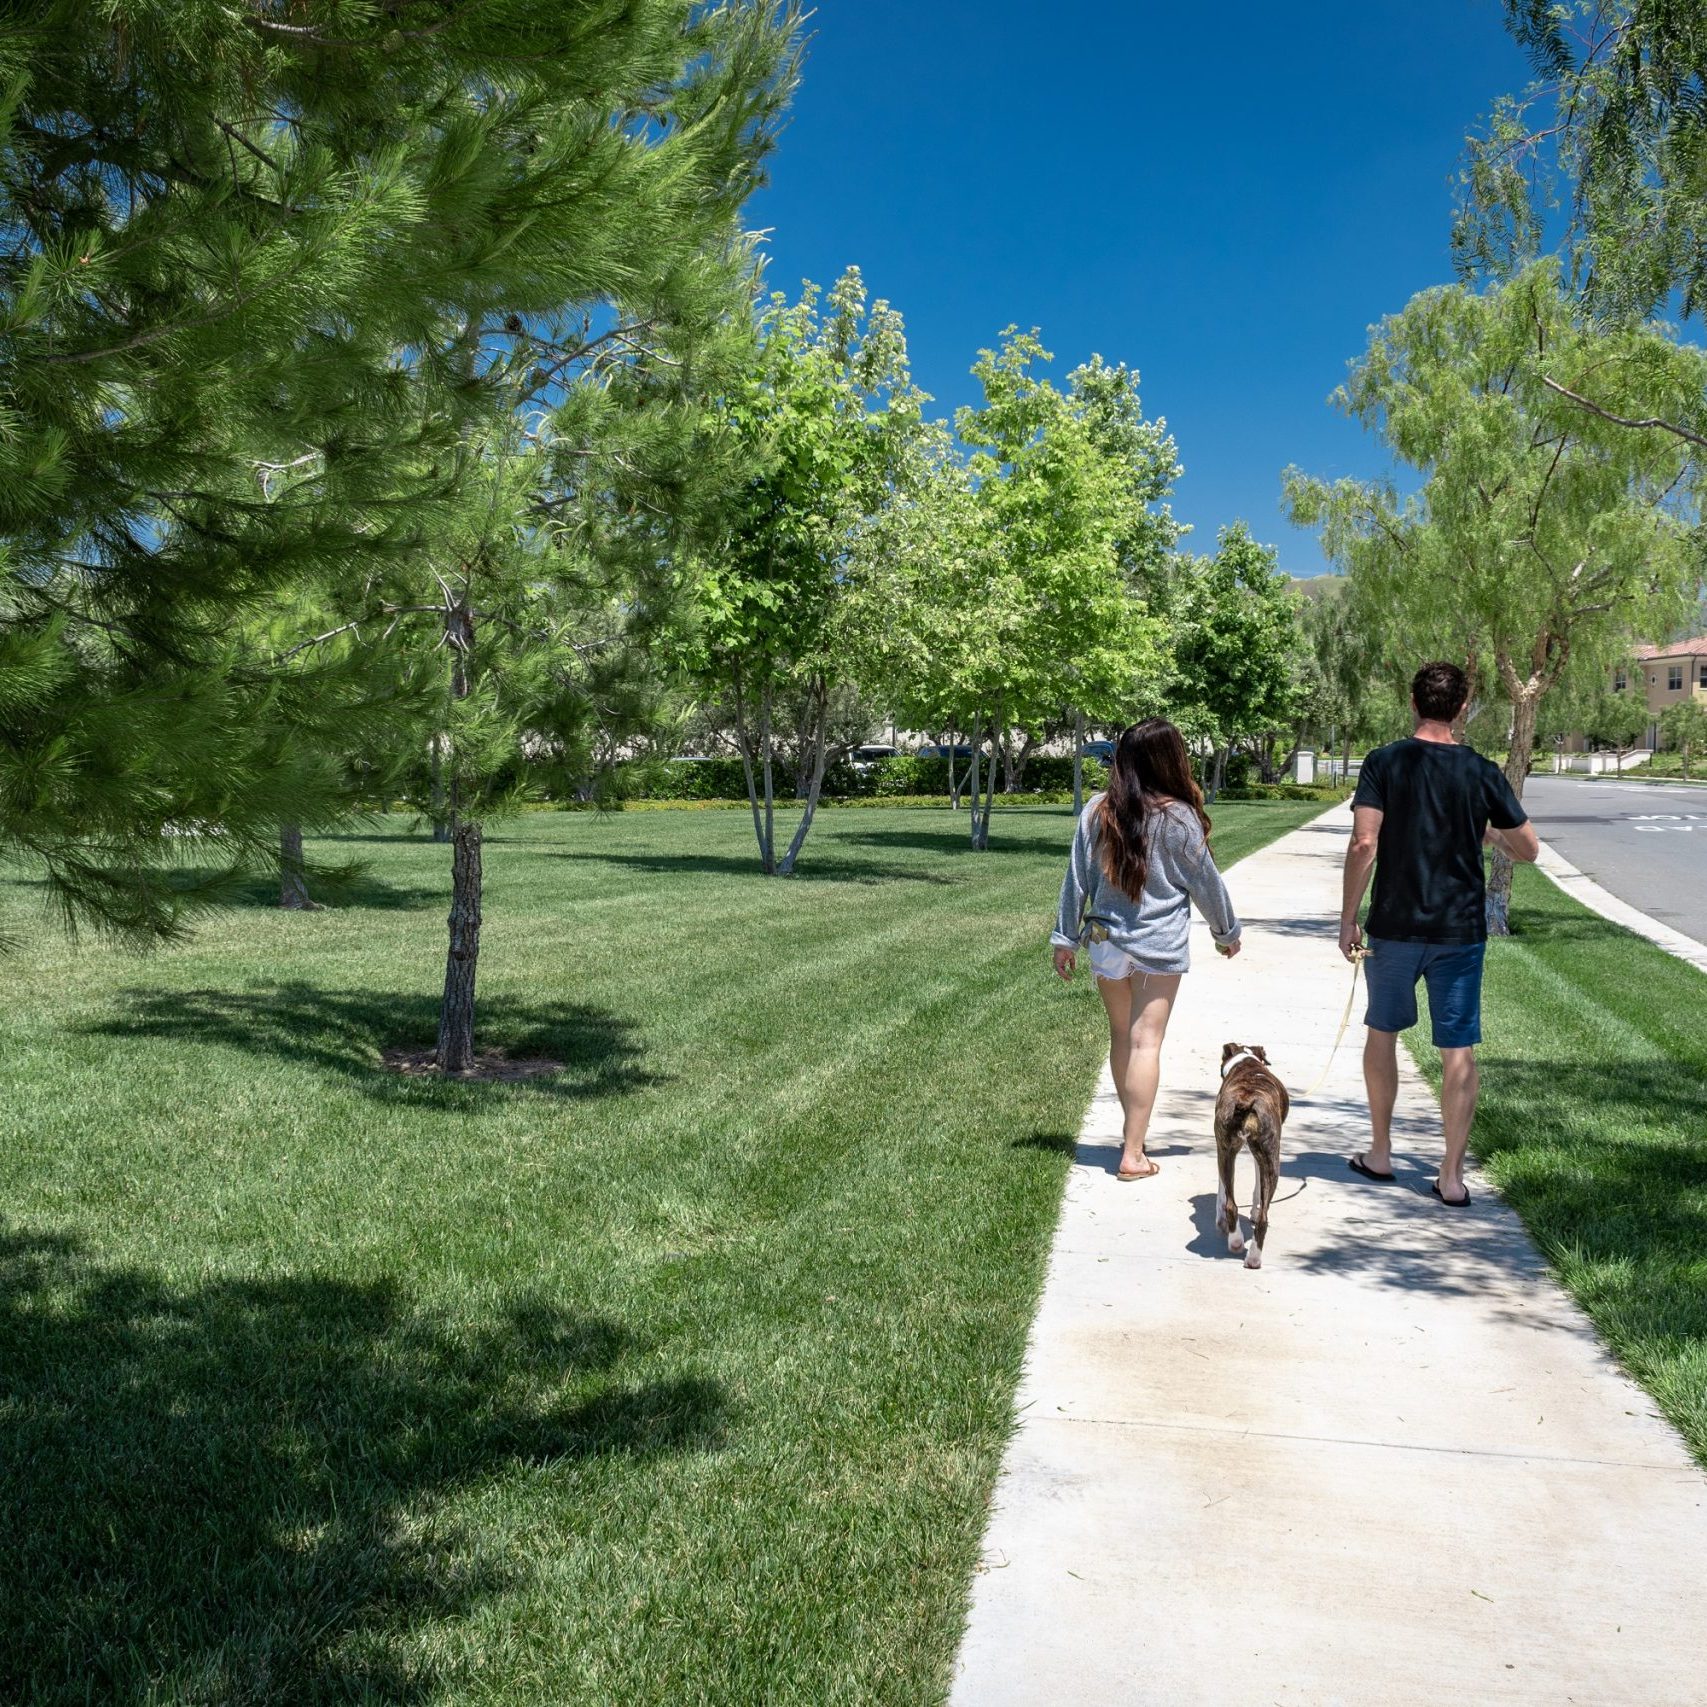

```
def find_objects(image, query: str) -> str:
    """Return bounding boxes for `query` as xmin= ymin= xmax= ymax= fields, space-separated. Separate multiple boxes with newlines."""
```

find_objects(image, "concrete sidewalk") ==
xmin=951 ymin=806 xmax=1707 ymax=1707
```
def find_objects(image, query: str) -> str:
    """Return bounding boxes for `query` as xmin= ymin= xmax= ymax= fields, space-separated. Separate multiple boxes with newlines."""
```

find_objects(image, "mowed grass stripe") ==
xmin=1408 ymin=861 xmax=1707 ymax=1468
xmin=0 ymin=800 xmax=1320 ymax=1704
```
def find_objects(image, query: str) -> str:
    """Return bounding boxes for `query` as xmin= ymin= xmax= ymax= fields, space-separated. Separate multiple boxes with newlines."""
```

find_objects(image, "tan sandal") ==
xmin=1117 ymin=1158 xmax=1160 ymax=1181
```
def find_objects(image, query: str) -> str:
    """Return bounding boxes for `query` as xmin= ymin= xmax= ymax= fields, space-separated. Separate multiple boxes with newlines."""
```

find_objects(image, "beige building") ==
xmin=1554 ymin=637 xmax=1707 ymax=757
xmin=1619 ymin=638 xmax=1707 ymax=748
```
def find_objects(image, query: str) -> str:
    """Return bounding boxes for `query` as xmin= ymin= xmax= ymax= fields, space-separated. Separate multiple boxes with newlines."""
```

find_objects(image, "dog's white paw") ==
xmin=1226 ymin=1228 xmax=1245 ymax=1255
xmin=1243 ymin=1243 xmax=1263 ymax=1270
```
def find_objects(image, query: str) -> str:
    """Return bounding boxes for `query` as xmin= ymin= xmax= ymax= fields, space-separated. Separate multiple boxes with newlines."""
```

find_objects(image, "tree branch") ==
xmin=1542 ymin=375 xmax=1707 ymax=450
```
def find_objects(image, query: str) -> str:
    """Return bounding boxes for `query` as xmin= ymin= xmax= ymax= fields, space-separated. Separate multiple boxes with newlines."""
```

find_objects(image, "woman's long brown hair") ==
xmin=1097 ymin=718 xmax=1212 ymax=900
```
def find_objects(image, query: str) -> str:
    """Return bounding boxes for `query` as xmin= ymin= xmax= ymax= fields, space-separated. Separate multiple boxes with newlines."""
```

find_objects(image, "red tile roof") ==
xmin=1634 ymin=637 xmax=1707 ymax=659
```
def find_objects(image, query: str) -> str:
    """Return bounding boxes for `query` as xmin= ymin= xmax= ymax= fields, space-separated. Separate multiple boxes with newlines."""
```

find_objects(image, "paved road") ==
xmin=1522 ymin=774 xmax=1707 ymax=945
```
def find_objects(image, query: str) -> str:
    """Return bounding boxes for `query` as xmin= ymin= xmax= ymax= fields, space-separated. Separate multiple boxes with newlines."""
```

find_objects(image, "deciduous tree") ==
xmin=1170 ymin=525 xmax=1305 ymax=799
xmin=1287 ymin=262 xmax=1707 ymax=930
xmin=950 ymin=332 xmax=1165 ymax=848
xmin=678 ymin=270 xmax=930 ymax=874
xmin=1661 ymin=695 xmax=1707 ymax=779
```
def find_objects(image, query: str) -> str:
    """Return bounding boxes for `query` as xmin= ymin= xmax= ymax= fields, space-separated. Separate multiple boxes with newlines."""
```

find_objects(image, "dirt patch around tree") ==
xmin=380 ymin=1046 xmax=564 ymax=1083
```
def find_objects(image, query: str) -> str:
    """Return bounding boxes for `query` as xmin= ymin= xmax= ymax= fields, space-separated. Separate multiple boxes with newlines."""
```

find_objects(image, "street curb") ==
xmin=1537 ymin=771 xmax=1707 ymax=789
xmin=1534 ymin=838 xmax=1707 ymax=976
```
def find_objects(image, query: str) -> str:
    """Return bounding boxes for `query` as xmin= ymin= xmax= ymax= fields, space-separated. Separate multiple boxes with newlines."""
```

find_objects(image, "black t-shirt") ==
xmin=1351 ymin=738 xmax=1528 ymax=944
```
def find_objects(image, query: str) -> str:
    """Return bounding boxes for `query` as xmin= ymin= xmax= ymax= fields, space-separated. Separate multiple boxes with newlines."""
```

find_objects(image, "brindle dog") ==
xmin=1214 ymin=1041 xmax=1290 ymax=1270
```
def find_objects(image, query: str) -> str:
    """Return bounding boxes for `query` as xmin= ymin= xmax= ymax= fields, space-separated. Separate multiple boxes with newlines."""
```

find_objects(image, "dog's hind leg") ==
xmin=1215 ymin=1133 xmax=1244 ymax=1255
xmin=1245 ymin=1142 xmax=1278 ymax=1271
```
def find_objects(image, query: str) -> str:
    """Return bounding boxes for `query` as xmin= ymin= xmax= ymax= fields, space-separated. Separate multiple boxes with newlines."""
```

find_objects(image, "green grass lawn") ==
xmin=1408 ymin=863 xmax=1707 ymax=1466
xmin=1 ymin=799 xmax=1318 ymax=1705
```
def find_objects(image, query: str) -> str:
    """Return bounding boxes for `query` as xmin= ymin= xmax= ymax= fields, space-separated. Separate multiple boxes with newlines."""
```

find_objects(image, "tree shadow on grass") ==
xmin=79 ymin=984 xmax=662 ymax=1107
xmin=224 ymin=869 xmax=445 ymax=913
xmin=547 ymin=849 xmax=964 ymax=887
xmin=1471 ymin=1058 xmax=1707 ymax=1306
xmin=0 ymin=1226 xmax=728 ymax=1702
xmin=833 ymin=823 xmax=1063 ymax=858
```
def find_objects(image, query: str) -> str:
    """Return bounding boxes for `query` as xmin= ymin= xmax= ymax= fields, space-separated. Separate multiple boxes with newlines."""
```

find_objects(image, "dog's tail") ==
xmin=1237 ymin=1108 xmax=1262 ymax=1141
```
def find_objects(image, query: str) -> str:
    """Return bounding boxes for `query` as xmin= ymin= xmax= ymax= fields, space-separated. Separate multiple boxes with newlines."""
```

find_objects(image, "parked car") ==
xmin=849 ymin=743 xmax=900 ymax=770
xmin=1078 ymin=740 xmax=1115 ymax=762
xmin=915 ymin=743 xmax=976 ymax=761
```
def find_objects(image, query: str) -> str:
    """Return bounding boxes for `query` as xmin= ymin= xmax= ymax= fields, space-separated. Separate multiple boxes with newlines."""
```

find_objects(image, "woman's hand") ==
xmin=1216 ymin=937 xmax=1242 ymax=959
xmin=1053 ymin=945 xmax=1076 ymax=981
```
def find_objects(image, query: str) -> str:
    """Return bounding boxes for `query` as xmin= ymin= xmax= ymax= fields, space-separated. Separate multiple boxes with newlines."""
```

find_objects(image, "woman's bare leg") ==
xmin=1101 ymin=974 xmax=1133 ymax=1121
xmin=1097 ymin=972 xmax=1182 ymax=1176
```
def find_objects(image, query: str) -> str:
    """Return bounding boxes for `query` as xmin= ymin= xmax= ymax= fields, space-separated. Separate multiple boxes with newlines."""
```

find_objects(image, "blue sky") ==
xmin=746 ymin=0 xmax=1535 ymax=574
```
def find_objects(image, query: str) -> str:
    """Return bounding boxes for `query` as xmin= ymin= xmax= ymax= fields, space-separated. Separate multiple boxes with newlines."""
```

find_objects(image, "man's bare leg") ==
xmin=1436 ymin=1046 xmax=1478 ymax=1204
xmin=1361 ymin=1028 xmax=1400 ymax=1173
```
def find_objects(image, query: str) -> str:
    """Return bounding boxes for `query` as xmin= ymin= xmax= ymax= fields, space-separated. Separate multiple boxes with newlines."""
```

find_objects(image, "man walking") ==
xmin=1339 ymin=662 xmax=1539 ymax=1206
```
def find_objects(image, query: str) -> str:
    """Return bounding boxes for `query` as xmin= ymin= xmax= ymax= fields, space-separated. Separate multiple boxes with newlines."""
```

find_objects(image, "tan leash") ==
xmin=1294 ymin=943 xmax=1370 ymax=1102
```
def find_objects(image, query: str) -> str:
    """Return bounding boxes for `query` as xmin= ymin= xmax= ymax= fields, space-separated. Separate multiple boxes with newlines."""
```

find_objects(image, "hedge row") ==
xmin=618 ymin=753 xmax=1113 ymax=802
xmin=557 ymin=792 xmax=1089 ymax=813
xmin=546 ymin=779 xmax=1349 ymax=814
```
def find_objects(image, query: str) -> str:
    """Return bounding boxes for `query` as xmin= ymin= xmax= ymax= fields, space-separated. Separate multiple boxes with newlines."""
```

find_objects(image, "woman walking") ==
xmin=1051 ymin=719 xmax=1242 ymax=1180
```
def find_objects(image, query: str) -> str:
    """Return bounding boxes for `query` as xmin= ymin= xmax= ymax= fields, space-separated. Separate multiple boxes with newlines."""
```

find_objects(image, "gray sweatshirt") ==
xmin=1051 ymin=793 xmax=1241 ymax=973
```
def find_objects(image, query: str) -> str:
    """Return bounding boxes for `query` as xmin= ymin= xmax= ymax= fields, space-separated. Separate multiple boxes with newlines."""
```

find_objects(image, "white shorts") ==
xmin=1088 ymin=940 xmax=1169 ymax=982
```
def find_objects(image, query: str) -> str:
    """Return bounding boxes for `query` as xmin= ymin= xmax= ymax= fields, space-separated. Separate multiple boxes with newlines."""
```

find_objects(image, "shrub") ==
xmin=639 ymin=757 xmax=751 ymax=799
xmin=870 ymin=755 xmax=951 ymax=796
xmin=1215 ymin=782 xmax=1348 ymax=802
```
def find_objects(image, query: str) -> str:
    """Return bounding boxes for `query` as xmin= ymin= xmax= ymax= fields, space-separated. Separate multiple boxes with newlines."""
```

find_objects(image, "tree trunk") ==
xmin=760 ymin=685 xmax=776 ymax=875
xmin=1008 ymin=729 xmax=1036 ymax=793
xmin=436 ymin=818 xmax=482 ymax=1073
xmin=1451 ymin=644 xmax=1478 ymax=743
xmin=1072 ymin=710 xmax=1085 ymax=815
xmin=970 ymin=710 xmax=998 ymax=850
xmin=429 ymin=737 xmax=451 ymax=842
xmin=1206 ymin=742 xmax=1228 ymax=804
xmin=793 ymin=700 xmax=813 ymax=799
xmin=968 ymin=722 xmax=982 ymax=848
xmin=1487 ymin=673 xmax=1542 ymax=938
xmin=777 ymin=682 xmax=831 ymax=875
xmin=733 ymin=671 xmax=776 ymax=874
xmin=435 ymin=602 xmax=482 ymax=1073
xmin=278 ymin=823 xmax=318 ymax=910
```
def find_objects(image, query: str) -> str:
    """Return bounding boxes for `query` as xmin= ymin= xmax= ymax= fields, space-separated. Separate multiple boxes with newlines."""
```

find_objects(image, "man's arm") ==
xmin=1341 ymin=805 xmax=1381 ymax=961
xmin=1484 ymin=821 xmax=1540 ymax=863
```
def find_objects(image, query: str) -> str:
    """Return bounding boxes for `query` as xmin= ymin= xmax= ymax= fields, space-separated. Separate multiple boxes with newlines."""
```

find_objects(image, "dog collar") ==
xmin=1221 ymin=1050 xmax=1261 ymax=1078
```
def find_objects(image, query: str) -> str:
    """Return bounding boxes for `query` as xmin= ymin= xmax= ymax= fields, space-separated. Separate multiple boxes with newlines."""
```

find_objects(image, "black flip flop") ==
xmin=1431 ymin=1181 xmax=1473 ymax=1209
xmin=1348 ymin=1154 xmax=1395 ymax=1183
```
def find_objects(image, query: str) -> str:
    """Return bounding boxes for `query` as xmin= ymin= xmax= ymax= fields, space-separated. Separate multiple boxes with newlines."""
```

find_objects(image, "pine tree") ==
xmin=0 ymin=0 xmax=800 ymax=948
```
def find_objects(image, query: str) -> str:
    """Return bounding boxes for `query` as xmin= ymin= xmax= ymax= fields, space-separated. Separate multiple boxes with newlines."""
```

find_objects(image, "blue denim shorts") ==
xmin=1363 ymin=938 xmax=1486 ymax=1048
